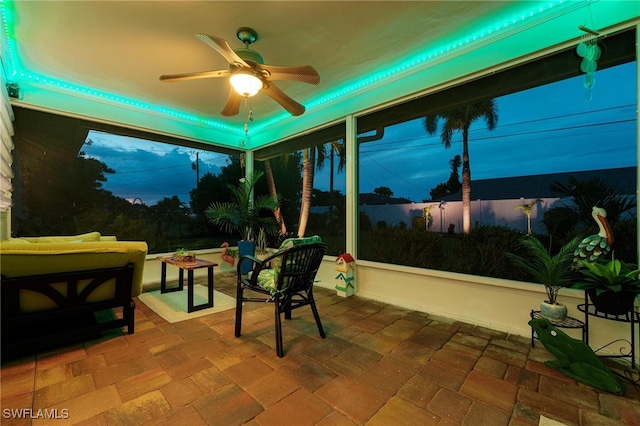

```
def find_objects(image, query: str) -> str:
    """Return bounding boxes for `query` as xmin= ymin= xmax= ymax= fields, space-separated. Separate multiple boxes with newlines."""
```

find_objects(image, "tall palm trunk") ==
xmin=297 ymin=148 xmax=315 ymax=237
xmin=264 ymin=159 xmax=286 ymax=235
xmin=461 ymin=126 xmax=471 ymax=234
xmin=423 ymin=99 xmax=498 ymax=236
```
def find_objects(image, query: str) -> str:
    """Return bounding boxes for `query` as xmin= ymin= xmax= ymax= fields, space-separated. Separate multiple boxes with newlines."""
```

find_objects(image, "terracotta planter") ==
xmin=588 ymin=289 xmax=635 ymax=315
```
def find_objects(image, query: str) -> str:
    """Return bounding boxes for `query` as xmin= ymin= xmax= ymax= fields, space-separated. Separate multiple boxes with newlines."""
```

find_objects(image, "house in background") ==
xmin=357 ymin=166 xmax=637 ymax=233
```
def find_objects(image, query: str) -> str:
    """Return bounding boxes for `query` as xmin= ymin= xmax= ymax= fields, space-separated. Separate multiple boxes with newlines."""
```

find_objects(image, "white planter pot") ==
xmin=540 ymin=300 xmax=567 ymax=321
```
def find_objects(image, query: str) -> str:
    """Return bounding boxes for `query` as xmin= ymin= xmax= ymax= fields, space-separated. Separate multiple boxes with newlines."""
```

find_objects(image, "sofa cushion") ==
xmin=21 ymin=231 xmax=102 ymax=243
xmin=3 ymin=238 xmax=31 ymax=244
xmin=0 ymin=241 xmax=148 ymax=298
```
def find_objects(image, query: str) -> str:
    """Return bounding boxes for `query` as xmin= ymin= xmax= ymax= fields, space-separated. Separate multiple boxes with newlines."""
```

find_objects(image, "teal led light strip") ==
xmin=13 ymin=70 xmax=242 ymax=134
xmin=0 ymin=0 xmax=243 ymax=135
xmin=0 ymin=0 xmax=20 ymax=76
xmin=2 ymin=0 xmax=576 ymax=136
xmin=304 ymin=0 xmax=573 ymax=111
xmin=248 ymin=0 xmax=576 ymax=133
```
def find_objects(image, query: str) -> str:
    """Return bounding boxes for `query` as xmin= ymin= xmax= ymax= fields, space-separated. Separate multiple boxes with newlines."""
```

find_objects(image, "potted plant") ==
xmin=508 ymin=235 xmax=582 ymax=320
xmin=572 ymin=253 xmax=640 ymax=315
xmin=173 ymin=248 xmax=196 ymax=262
xmin=205 ymin=170 xmax=279 ymax=274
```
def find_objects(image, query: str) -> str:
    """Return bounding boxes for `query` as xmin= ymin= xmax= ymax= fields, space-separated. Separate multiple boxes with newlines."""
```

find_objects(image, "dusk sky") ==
xmin=83 ymin=62 xmax=637 ymax=206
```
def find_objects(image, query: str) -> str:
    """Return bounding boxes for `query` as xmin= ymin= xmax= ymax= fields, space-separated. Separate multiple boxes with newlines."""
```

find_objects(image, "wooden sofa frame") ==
xmin=1 ymin=264 xmax=135 ymax=356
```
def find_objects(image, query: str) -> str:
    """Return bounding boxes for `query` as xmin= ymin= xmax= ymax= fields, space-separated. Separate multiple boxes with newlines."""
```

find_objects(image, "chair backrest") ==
xmin=271 ymin=242 xmax=327 ymax=294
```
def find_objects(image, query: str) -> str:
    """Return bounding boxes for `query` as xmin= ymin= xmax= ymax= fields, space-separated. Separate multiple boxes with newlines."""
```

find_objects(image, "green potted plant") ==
xmin=205 ymin=170 xmax=278 ymax=273
xmin=572 ymin=253 xmax=640 ymax=315
xmin=173 ymin=248 xmax=196 ymax=262
xmin=508 ymin=235 xmax=582 ymax=320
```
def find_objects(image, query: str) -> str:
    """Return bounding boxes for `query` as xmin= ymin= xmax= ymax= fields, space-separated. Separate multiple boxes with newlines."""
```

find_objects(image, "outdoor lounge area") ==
xmin=1 ymin=1 xmax=640 ymax=425
xmin=2 ymin=274 xmax=640 ymax=425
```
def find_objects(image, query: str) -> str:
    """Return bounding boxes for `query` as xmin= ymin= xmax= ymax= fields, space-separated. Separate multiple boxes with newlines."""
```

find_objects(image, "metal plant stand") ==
xmin=530 ymin=310 xmax=586 ymax=347
xmin=577 ymin=291 xmax=640 ymax=384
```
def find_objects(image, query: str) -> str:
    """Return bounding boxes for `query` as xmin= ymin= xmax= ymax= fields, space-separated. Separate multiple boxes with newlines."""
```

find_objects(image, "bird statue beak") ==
xmin=597 ymin=213 xmax=615 ymax=246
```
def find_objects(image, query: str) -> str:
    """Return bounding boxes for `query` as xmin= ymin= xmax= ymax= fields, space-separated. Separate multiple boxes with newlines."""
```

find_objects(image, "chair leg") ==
xmin=284 ymin=297 xmax=292 ymax=320
xmin=126 ymin=299 xmax=135 ymax=334
xmin=310 ymin=299 xmax=326 ymax=338
xmin=234 ymin=283 xmax=244 ymax=338
xmin=275 ymin=297 xmax=284 ymax=357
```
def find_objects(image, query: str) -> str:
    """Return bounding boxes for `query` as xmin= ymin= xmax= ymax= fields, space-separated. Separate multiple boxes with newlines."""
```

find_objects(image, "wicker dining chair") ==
xmin=234 ymin=239 xmax=327 ymax=357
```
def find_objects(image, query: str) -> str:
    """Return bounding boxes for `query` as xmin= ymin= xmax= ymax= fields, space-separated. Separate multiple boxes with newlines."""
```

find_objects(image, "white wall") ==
xmin=359 ymin=197 xmax=556 ymax=233
xmin=315 ymin=259 xmax=639 ymax=363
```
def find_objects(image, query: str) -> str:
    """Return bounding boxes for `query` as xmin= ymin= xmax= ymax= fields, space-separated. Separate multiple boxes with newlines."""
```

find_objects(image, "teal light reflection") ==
xmin=304 ymin=0 xmax=569 ymax=112
xmin=0 ymin=0 xmax=20 ymax=77
xmin=15 ymin=70 xmax=243 ymax=134
xmin=1 ymin=0 xmax=573 ymax=136
xmin=250 ymin=0 xmax=572 ymax=133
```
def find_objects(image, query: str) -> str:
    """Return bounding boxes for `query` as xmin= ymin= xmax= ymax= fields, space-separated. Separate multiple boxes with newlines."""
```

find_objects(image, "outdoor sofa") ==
xmin=0 ymin=232 xmax=147 ymax=356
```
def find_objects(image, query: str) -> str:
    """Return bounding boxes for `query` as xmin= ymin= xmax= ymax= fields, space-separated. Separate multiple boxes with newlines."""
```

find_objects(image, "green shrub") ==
xmin=412 ymin=216 xmax=426 ymax=230
xmin=446 ymin=224 xmax=529 ymax=280
xmin=362 ymin=227 xmax=444 ymax=269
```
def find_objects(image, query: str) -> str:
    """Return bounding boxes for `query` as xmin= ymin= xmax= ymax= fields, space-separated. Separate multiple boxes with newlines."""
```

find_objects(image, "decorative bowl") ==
xmin=173 ymin=253 xmax=196 ymax=262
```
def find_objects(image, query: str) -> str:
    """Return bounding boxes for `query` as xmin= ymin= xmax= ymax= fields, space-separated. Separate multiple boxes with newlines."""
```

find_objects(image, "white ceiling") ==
xmin=3 ymin=1 xmax=637 ymax=149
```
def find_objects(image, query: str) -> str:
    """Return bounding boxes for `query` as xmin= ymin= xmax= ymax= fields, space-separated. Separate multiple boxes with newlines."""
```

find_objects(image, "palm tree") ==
xmin=263 ymin=159 xmax=287 ymax=236
xmin=424 ymin=100 xmax=498 ymax=234
xmin=549 ymin=177 xmax=636 ymax=226
xmin=515 ymin=198 xmax=541 ymax=235
xmin=297 ymin=139 xmax=346 ymax=237
xmin=204 ymin=171 xmax=278 ymax=241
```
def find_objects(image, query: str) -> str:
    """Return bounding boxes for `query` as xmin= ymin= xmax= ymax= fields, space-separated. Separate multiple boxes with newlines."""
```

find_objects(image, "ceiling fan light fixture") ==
xmin=230 ymin=72 xmax=263 ymax=97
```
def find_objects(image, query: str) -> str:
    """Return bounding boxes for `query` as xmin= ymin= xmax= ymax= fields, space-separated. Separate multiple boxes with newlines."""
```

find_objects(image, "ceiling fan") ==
xmin=160 ymin=27 xmax=320 ymax=117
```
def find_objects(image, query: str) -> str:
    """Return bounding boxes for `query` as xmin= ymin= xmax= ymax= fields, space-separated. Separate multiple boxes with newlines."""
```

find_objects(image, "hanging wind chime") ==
xmin=576 ymin=3 xmax=600 ymax=101
xmin=243 ymin=97 xmax=254 ymax=136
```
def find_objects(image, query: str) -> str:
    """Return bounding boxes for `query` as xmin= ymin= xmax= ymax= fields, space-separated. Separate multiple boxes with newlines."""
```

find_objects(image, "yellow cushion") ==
xmin=21 ymin=231 xmax=102 ymax=243
xmin=3 ymin=238 xmax=31 ymax=244
xmin=0 ymin=241 xmax=148 ymax=298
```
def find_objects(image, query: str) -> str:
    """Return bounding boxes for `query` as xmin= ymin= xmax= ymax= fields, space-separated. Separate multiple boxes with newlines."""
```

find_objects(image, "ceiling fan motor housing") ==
xmin=234 ymin=48 xmax=264 ymax=65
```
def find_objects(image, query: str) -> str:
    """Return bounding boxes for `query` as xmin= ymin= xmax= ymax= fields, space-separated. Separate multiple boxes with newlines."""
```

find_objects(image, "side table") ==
xmin=159 ymin=257 xmax=218 ymax=313
xmin=530 ymin=310 xmax=586 ymax=347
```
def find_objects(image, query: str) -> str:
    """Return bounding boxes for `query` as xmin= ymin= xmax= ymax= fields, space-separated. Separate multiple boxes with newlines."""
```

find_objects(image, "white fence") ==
xmin=358 ymin=197 xmax=559 ymax=234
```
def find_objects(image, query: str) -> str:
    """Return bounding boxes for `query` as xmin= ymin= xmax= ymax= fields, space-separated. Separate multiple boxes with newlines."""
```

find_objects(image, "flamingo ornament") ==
xmin=574 ymin=206 xmax=614 ymax=265
xmin=221 ymin=242 xmax=236 ymax=267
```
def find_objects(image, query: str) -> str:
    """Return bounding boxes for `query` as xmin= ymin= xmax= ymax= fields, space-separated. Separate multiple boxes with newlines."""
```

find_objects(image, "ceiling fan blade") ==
xmin=159 ymin=69 xmax=230 ymax=82
xmin=195 ymin=34 xmax=250 ymax=67
xmin=257 ymin=64 xmax=320 ymax=85
xmin=220 ymin=89 xmax=243 ymax=116
xmin=262 ymin=82 xmax=305 ymax=116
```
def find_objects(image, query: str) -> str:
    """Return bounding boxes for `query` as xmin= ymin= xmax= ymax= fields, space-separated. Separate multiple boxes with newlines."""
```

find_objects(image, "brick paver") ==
xmin=1 ymin=273 xmax=639 ymax=425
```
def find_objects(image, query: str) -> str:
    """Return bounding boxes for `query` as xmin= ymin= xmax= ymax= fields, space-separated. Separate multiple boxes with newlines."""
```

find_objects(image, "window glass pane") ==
xmin=260 ymin=123 xmax=347 ymax=255
xmin=10 ymin=106 xmax=242 ymax=254
xmin=81 ymin=131 xmax=240 ymax=253
xmin=357 ymin=28 xmax=637 ymax=280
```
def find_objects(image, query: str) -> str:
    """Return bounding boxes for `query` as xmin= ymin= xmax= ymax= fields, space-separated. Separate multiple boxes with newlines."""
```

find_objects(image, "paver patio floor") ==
xmin=2 ymin=274 xmax=639 ymax=425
